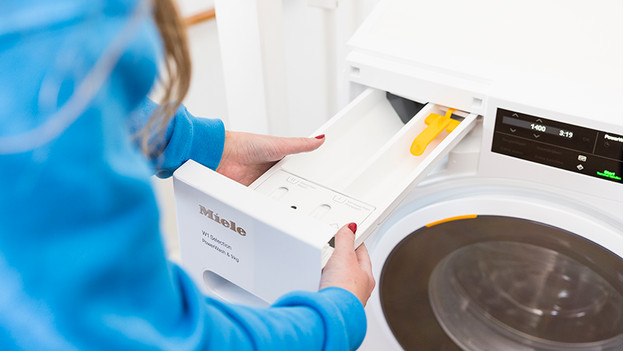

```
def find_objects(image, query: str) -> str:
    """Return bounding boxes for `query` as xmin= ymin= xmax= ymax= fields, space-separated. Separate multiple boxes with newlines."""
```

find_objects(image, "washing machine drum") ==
xmin=379 ymin=216 xmax=622 ymax=351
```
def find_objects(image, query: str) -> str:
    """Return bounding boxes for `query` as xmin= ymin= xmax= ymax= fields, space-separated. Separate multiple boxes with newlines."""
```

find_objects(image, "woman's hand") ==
xmin=216 ymin=131 xmax=325 ymax=186
xmin=319 ymin=223 xmax=375 ymax=307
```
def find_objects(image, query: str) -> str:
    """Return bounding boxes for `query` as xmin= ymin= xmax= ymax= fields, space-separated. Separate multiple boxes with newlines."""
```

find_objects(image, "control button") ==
xmin=329 ymin=223 xmax=339 ymax=229
xmin=577 ymin=155 xmax=587 ymax=162
xmin=286 ymin=176 xmax=299 ymax=184
xmin=533 ymin=134 xmax=541 ymax=139
xmin=577 ymin=164 xmax=584 ymax=171
xmin=536 ymin=118 xmax=543 ymax=123
xmin=604 ymin=141 xmax=611 ymax=148
xmin=509 ymin=128 xmax=517 ymax=133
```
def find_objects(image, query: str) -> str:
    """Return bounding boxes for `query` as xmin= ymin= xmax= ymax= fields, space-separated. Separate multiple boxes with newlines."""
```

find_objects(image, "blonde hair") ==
xmin=142 ymin=0 xmax=192 ymax=156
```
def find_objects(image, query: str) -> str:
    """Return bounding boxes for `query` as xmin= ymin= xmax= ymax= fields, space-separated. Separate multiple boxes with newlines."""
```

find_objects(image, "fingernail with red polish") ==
xmin=348 ymin=222 xmax=357 ymax=233
xmin=314 ymin=134 xmax=325 ymax=139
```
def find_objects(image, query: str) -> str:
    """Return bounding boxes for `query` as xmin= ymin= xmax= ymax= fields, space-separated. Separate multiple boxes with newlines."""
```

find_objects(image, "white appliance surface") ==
xmin=348 ymin=0 xmax=622 ymax=124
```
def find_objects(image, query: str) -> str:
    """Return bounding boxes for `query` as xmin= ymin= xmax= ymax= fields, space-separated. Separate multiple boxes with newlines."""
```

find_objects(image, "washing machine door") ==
xmin=379 ymin=215 xmax=622 ymax=350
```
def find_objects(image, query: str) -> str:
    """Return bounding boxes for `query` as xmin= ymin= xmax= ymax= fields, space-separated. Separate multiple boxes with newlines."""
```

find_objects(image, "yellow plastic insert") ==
xmin=410 ymin=108 xmax=460 ymax=156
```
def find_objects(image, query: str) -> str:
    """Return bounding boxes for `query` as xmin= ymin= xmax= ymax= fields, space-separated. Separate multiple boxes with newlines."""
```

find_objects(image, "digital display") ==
xmin=502 ymin=117 xmax=574 ymax=139
xmin=492 ymin=108 xmax=623 ymax=184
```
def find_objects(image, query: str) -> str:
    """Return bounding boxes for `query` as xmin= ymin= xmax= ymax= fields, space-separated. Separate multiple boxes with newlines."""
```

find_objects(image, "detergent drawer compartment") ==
xmin=251 ymin=88 xmax=478 ymax=251
xmin=173 ymin=88 xmax=478 ymax=303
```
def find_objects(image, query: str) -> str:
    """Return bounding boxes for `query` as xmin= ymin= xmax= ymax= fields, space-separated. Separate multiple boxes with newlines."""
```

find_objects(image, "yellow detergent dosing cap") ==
xmin=410 ymin=108 xmax=460 ymax=156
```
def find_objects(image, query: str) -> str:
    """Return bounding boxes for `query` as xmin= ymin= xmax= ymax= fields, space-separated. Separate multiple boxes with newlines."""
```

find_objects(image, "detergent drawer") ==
xmin=173 ymin=88 xmax=478 ymax=303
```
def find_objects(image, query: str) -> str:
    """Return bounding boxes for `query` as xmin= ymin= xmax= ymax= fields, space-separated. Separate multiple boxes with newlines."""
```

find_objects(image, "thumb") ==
xmin=332 ymin=222 xmax=357 ymax=254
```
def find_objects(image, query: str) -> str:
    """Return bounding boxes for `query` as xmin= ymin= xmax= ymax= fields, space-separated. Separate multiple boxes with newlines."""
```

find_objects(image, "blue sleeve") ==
xmin=273 ymin=288 xmax=367 ymax=350
xmin=169 ymin=265 xmax=366 ymax=351
xmin=130 ymin=98 xmax=225 ymax=178
xmin=0 ymin=1 xmax=366 ymax=350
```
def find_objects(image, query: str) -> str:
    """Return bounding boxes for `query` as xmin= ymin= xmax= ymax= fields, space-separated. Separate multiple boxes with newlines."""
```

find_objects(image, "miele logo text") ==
xmin=199 ymin=205 xmax=247 ymax=236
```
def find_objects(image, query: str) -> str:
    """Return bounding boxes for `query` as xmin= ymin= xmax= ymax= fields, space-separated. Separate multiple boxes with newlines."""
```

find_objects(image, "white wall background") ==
xmin=154 ymin=0 xmax=380 ymax=261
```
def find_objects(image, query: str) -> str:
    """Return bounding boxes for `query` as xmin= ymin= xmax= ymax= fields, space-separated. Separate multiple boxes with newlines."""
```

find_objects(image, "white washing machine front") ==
xmin=360 ymin=165 xmax=622 ymax=350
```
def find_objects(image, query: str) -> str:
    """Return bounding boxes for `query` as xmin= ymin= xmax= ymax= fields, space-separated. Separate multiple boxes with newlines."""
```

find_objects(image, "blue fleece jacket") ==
xmin=0 ymin=0 xmax=366 ymax=350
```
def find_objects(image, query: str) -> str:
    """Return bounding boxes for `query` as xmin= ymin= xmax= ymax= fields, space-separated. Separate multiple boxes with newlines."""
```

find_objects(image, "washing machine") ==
xmin=173 ymin=0 xmax=622 ymax=349
xmin=360 ymin=120 xmax=622 ymax=350
xmin=347 ymin=1 xmax=623 ymax=349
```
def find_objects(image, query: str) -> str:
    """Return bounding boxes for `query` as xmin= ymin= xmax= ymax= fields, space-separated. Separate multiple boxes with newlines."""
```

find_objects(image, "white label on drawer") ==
xmin=253 ymin=170 xmax=376 ymax=230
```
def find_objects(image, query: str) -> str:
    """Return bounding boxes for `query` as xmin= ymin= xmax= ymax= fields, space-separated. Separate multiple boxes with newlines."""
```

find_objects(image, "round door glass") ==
xmin=379 ymin=216 xmax=622 ymax=351
xmin=429 ymin=241 xmax=622 ymax=350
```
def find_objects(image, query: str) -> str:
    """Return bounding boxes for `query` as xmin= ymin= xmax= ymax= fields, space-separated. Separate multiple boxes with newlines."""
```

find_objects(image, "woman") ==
xmin=0 ymin=0 xmax=375 ymax=350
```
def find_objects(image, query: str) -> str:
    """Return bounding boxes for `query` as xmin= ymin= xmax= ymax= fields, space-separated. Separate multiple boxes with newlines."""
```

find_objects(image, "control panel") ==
xmin=492 ymin=108 xmax=623 ymax=184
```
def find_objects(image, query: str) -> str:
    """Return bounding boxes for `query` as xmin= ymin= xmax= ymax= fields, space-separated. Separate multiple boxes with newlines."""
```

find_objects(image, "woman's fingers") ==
xmin=271 ymin=135 xmax=325 ymax=159
xmin=332 ymin=223 xmax=357 ymax=254
xmin=355 ymin=244 xmax=372 ymax=272
xmin=319 ymin=223 xmax=375 ymax=307
xmin=216 ymin=131 xmax=325 ymax=185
